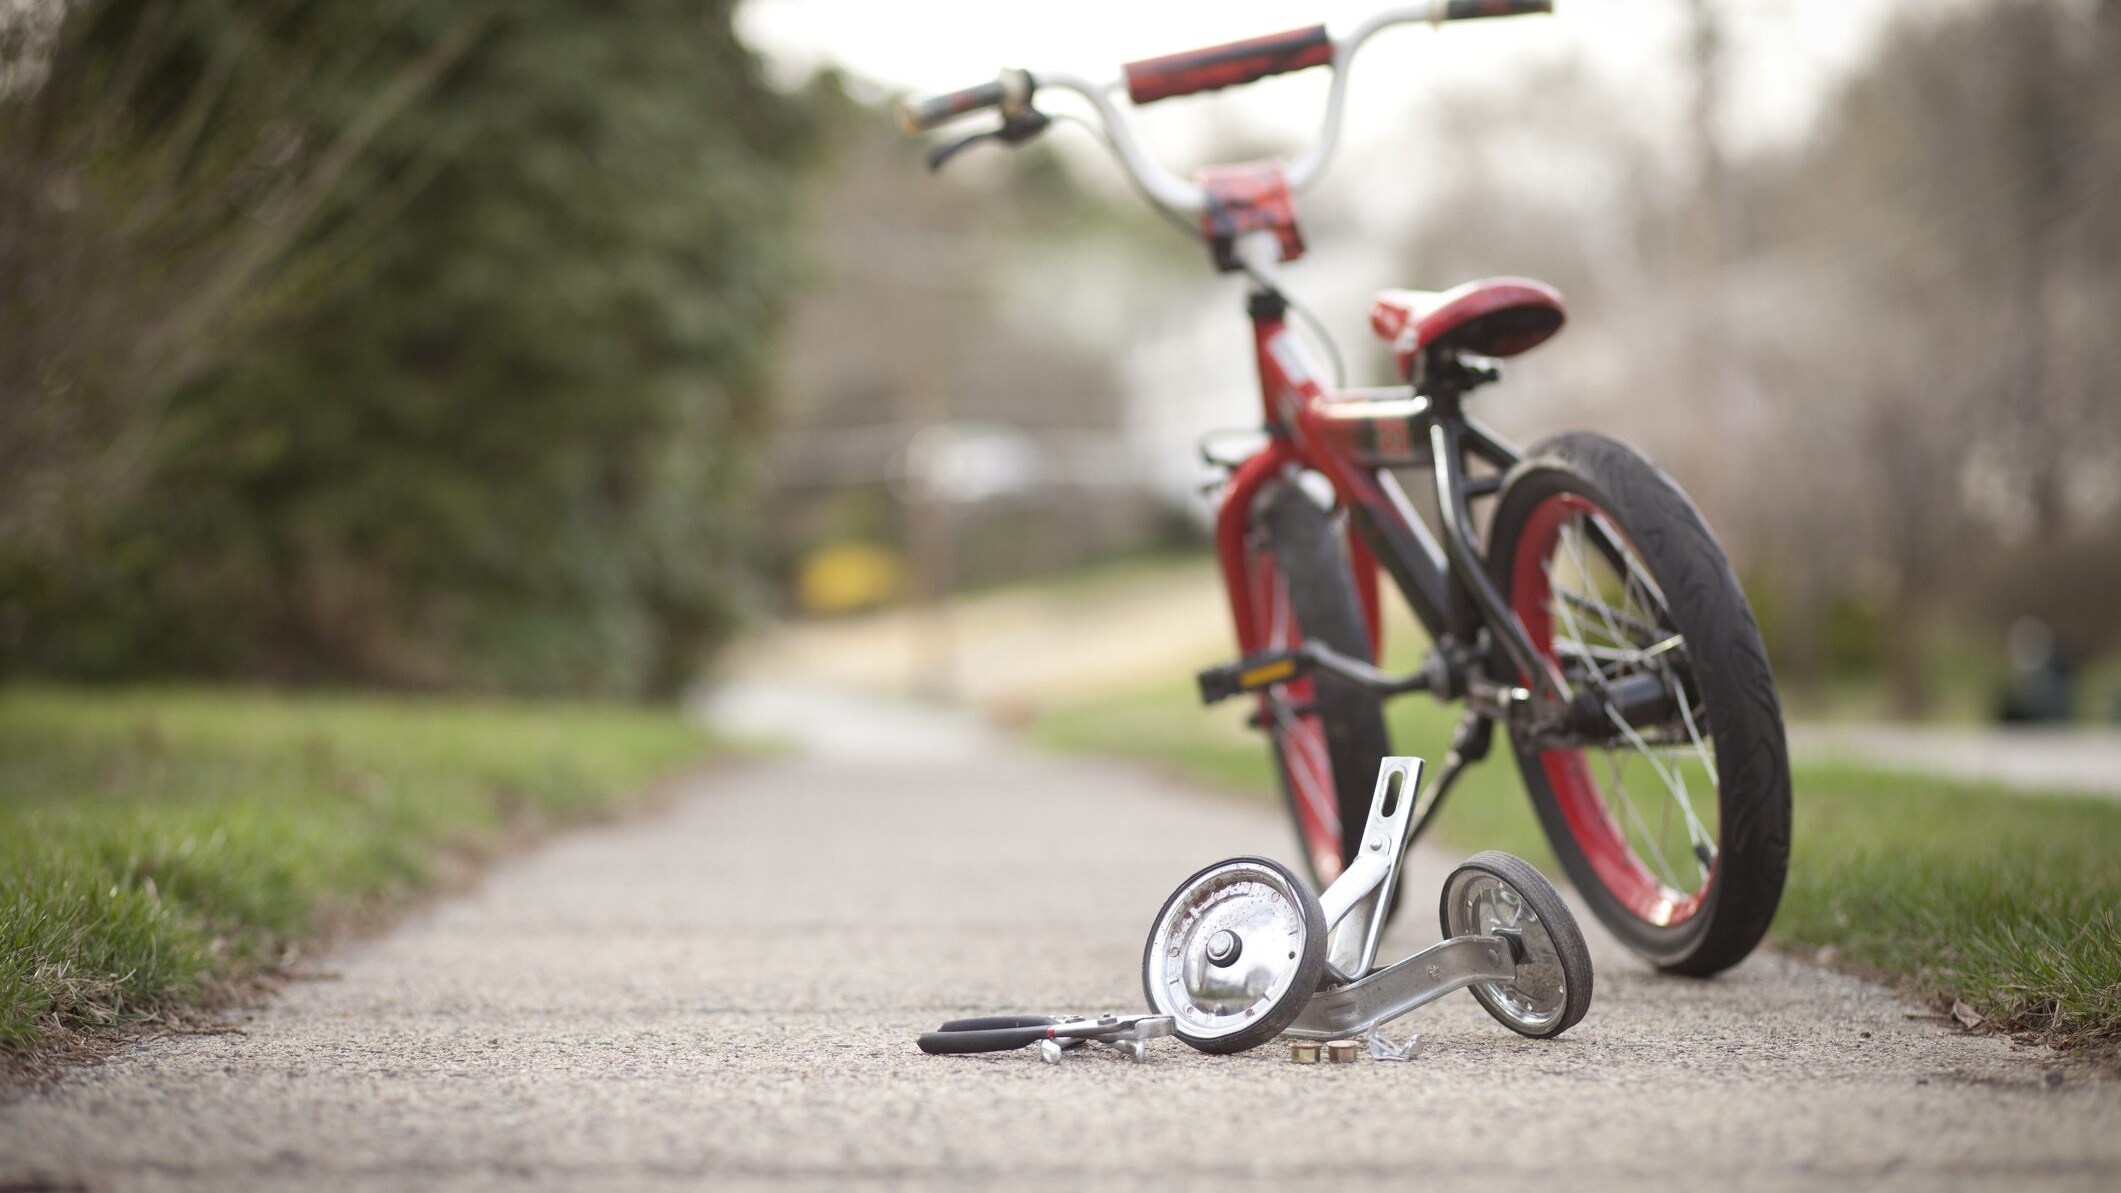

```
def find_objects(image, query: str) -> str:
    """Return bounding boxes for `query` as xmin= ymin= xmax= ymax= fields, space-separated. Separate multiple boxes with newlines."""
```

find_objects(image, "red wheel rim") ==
xmin=1249 ymin=544 xmax=1343 ymax=884
xmin=1510 ymin=492 xmax=1710 ymax=927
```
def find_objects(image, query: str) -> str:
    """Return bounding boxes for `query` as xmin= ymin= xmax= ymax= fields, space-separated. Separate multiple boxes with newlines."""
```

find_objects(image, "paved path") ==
xmin=1790 ymin=722 xmax=2121 ymax=801
xmin=4 ymin=694 xmax=2117 ymax=1192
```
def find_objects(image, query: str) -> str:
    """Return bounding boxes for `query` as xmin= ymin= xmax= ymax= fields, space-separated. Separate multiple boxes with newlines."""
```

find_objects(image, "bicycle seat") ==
xmin=1369 ymin=278 xmax=1566 ymax=377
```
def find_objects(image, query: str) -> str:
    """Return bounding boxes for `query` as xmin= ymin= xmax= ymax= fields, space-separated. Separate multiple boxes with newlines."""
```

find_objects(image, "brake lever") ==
xmin=926 ymin=108 xmax=1052 ymax=173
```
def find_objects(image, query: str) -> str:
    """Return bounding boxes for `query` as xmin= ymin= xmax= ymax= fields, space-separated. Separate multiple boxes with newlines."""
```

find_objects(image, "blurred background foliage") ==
xmin=3 ymin=0 xmax=2118 ymax=716
xmin=2 ymin=0 xmax=813 ymax=696
xmin=1362 ymin=0 xmax=2121 ymax=719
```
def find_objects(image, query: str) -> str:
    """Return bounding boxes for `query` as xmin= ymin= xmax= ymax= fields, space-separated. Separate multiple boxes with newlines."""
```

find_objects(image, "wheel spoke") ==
xmin=1545 ymin=556 xmax=1612 ymax=685
xmin=1591 ymin=511 xmax=1671 ymax=617
xmin=1526 ymin=496 xmax=1727 ymax=913
xmin=1552 ymin=634 xmax=1684 ymax=670
xmin=1553 ymin=588 xmax=1663 ymax=650
xmin=1669 ymin=668 xmax=1720 ymax=795
xmin=1601 ymin=743 xmax=1683 ymax=889
xmin=1563 ymin=522 xmax=1635 ymax=655
xmin=1603 ymin=704 xmax=1714 ymax=883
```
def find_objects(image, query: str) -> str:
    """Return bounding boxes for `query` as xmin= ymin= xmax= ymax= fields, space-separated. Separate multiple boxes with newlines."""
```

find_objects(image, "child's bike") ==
xmin=902 ymin=0 xmax=1791 ymax=976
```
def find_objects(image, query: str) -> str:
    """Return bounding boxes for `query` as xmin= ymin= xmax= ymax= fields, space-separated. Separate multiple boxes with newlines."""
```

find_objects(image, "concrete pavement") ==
xmin=1791 ymin=722 xmax=2121 ymax=801
xmin=3 ymin=691 xmax=2117 ymax=1191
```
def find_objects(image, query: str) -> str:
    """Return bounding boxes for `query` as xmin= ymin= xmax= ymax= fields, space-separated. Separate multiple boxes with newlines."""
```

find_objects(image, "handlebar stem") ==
xmin=1037 ymin=2 xmax=1455 ymax=217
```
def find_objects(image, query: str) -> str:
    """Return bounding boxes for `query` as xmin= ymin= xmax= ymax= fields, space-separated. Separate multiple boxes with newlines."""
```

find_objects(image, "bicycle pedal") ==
xmin=1196 ymin=651 xmax=1305 ymax=705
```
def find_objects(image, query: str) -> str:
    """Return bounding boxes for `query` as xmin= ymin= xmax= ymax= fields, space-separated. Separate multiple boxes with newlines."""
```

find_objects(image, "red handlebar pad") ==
xmin=1445 ymin=0 xmax=1554 ymax=19
xmin=1123 ymin=25 xmax=1333 ymax=106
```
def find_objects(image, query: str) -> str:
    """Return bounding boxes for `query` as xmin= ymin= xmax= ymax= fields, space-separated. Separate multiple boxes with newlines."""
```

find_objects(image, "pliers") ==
xmin=916 ymin=1013 xmax=1176 ymax=1063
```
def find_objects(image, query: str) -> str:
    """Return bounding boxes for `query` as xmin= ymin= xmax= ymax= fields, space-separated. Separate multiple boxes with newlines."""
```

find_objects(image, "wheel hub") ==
xmin=1146 ymin=862 xmax=1313 ymax=1040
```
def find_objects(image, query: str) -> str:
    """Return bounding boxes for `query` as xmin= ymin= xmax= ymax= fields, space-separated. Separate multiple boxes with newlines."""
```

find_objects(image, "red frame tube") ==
xmin=1214 ymin=304 xmax=1391 ymax=664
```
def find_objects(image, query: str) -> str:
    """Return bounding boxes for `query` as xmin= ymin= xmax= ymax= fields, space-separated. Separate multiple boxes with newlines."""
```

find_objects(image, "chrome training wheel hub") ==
xmin=1145 ymin=860 xmax=1316 ymax=1041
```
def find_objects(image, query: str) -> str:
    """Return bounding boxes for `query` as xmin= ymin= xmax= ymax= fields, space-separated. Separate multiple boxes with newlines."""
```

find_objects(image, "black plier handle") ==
xmin=917 ymin=1015 xmax=1070 ymax=1055
xmin=916 ymin=1013 xmax=1174 ymax=1055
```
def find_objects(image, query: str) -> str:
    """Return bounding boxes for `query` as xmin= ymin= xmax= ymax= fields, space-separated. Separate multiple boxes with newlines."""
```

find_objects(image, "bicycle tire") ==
xmin=1252 ymin=479 xmax=1393 ymax=889
xmin=1485 ymin=432 xmax=1790 ymax=975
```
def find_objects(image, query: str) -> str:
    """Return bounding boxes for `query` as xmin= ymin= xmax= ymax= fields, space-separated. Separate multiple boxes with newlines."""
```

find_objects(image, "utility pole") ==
xmin=901 ymin=353 xmax=958 ymax=702
xmin=1685 ymin=0 xmax=1733 ymax=529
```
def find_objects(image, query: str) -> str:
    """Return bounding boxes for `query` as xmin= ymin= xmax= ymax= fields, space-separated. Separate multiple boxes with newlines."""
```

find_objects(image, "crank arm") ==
xmin=1196 ymin=641 xmax=1431 ymax=706
xmin=1284 ymin=933 xmax=1519 ymax=1040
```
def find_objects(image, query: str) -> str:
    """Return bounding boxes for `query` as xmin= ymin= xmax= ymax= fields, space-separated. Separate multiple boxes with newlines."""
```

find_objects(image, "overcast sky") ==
xmin=736 ymin=0 xmax=1964 ymax=168
xmin=734 ymin=0 xmax=1992 ymax=498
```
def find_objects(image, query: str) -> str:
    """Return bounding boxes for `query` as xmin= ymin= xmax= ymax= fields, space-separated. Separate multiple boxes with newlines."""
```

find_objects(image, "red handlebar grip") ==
xmin=1443 ymin=0 xmax=1554 ymax=20
xmin=1123 ymin=25 xmax=1333 ymax=106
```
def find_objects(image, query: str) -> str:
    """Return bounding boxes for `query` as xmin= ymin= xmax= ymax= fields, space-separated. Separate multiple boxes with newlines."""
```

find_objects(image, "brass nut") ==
xmin=1289 ymin=1041 xmax=1322 ymax=1064
xmin=1325 ymin=1039 xmax=1360 ymax=1063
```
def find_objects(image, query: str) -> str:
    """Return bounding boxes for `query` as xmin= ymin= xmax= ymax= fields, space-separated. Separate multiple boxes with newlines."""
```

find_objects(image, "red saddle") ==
xmin=1369 ymin=277 xmax=1566 ymax=378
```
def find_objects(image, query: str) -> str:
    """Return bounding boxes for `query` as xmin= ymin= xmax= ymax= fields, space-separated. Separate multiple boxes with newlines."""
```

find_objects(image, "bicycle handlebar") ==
xmin=1443 ymin=0 xmax=1555 ymax=19
xmin=899 ymin=1 xmax=1555 ymax=214
xmin=898 ymin=68 xmax=1033 ymax=135
xmin=898 ymin=79 xmax=1008 ymax=134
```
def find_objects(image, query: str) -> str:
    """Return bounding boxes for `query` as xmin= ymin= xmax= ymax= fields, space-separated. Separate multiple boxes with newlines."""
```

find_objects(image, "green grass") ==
xmin=1 ymin=686 xmax=715 ymax=1066
xmin=1035 ymin=682 xmax=2121 ymax=1052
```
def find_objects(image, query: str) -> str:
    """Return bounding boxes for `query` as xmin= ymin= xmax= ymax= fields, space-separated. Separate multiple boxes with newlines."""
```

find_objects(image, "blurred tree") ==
xmin=1 ymin=2 xmax=489 ymax=574
xmin=761 ymin=76 xmax=1180 ymax=611
xmin=1742 ymin=0 xmax=2121 ymax=713
xmin=0 ymin=1 xmax=813 ymax=695
xmin=1392 ymin=0 xmax=2121 ymax=717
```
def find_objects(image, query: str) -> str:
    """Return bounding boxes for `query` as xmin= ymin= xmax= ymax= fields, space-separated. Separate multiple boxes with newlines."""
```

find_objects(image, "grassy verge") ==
xmin=1 ymin=686 xmax=717 ymax=1072
xmin=1035 ymin=680 xmax=2121 ymax=1053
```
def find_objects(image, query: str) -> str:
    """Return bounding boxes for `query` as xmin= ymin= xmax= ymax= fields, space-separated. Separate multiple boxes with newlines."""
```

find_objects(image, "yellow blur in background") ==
xmin=795 ymin=542 xmax=908 ymax=615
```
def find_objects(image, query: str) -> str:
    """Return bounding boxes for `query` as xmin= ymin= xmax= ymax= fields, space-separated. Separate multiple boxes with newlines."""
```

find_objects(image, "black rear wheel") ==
xmin=1249 ymin=479 xmax=1392 ymax=888
xmin=1486 ymin=433 xmax=1790 ymax=975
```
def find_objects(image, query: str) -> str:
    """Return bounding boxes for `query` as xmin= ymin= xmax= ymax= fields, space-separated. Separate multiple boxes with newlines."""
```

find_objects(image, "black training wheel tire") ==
xmin=1486 ymin=432 xmax=1791 ymax=976
xmin=1440 ymin=851 xmax=1594 ymax=1039
xmin=1257 ymin=480 xmax=1393 ymax=888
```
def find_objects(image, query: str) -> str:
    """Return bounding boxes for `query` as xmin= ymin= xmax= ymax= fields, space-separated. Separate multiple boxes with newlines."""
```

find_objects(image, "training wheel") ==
xmin=1440 ymin=850 xmax=1594 ymax=1038
xmin=1141 ymin=856 xmax=1327 ymax=1053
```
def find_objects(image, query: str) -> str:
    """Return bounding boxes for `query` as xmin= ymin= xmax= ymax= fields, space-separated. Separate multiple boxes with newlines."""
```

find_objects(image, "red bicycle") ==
xmin=902 ymin=1 xmax=1791 ymax=976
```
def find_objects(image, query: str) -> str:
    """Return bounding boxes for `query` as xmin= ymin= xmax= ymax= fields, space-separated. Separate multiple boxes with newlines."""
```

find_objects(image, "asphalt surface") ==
xmin=4 ymin=691 xmax=2118 ymax=1192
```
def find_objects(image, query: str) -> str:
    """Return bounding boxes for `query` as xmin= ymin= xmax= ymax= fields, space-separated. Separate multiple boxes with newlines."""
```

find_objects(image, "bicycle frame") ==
xmin=904 ymin=3 xmax=1788 ymax=975
xmin=1214 ymin=233 xmax=1568 ymax=721
xmin=903 ymin=0 xmax=1589 ymax=850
